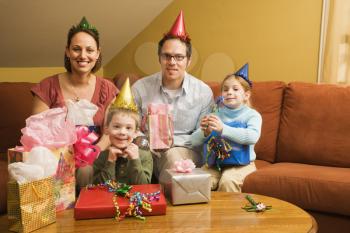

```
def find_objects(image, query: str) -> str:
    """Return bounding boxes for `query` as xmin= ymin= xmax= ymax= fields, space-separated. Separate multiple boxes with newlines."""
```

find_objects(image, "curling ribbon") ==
xmin=73 ymin=126 xmax=100 ymax=168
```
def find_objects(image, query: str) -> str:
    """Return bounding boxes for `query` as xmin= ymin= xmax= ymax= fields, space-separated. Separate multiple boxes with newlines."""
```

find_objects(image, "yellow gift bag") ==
xmin=7 ymin=176 xmax=56 ymax=233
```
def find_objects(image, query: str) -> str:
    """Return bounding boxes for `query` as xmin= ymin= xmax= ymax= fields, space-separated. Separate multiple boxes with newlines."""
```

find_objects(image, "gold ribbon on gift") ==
xmin=7 ymin=176 xmax=56 ymax=233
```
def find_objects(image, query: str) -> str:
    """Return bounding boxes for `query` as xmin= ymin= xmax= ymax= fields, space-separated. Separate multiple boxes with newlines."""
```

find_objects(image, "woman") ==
xmin=31 ymin=17 xmax=118 ymax=189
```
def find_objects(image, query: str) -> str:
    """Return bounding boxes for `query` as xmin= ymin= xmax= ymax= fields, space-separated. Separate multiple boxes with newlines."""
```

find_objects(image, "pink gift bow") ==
xmin=73 ymin=126 xmax=100 ymax=168
xmin=173 ymin=159 xmax=196 ymax=173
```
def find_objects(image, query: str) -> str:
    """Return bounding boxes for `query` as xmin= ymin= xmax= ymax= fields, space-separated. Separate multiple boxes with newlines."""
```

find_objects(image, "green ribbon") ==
xmin=116 ymin=183 xmax=132 ymax=196
xmin=242 ymin=195 xmax=272 ymax=212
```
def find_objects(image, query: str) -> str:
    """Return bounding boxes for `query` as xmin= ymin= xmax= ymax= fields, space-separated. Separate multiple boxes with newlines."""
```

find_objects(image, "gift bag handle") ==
xmin=31 ymin=183 xmax=42 ymax=199
xmin=29 ymin=177 xmax=51 ymax=199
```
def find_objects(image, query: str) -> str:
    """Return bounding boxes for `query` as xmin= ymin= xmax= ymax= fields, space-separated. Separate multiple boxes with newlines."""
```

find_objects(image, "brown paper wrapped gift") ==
xmin=7 ymin=176 xmax=56 ymax=233
xmin=159 ymin=168 xmax=211 ymax=205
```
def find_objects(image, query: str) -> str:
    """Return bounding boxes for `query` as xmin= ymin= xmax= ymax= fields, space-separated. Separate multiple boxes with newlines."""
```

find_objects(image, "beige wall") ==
xmin=0 ymin=67 xmax=103 ymax=83
xmin=104 ymin=0 xmax=323 ymax=83
xmin=0 ymin=67 xmax=65 ymax=83
xmin=1 ymin=0 xmax=322 ymax=84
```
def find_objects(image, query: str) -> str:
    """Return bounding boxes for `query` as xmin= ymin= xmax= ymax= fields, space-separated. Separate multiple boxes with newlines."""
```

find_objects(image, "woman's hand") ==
xmin=124 ymin=143 xmax=139 ymax=160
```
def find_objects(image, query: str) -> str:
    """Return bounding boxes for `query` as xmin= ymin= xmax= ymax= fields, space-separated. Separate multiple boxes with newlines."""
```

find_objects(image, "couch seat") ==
xmin=242 ymin=162 xmax=350 ymax=216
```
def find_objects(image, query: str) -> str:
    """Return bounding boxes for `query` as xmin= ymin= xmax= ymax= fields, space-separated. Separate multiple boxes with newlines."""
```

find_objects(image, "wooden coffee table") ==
xmin=0 ymin=192 xmax=317 ymax=233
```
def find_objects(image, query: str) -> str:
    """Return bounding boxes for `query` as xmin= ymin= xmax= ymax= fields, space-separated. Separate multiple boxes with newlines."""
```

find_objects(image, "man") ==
xmin=132 ymin=10 xmax=214 ymax=179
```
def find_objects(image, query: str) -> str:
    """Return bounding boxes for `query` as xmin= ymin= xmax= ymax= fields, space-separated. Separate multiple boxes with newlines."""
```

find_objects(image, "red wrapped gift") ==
xmin=74 ymin=184 xmax=167 ymax=220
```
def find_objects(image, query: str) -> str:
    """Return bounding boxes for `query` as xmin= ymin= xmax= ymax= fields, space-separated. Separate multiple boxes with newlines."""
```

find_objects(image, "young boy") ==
xmin=93 ymin=79 xmax=153 ymax=184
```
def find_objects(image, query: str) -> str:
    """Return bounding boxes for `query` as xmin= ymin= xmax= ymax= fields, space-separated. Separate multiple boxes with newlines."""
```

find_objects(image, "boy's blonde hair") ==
xmin=106 ymin=108 xmax=140 ymax=130
xmin=221 ymin=74 xmax=252 ymax=107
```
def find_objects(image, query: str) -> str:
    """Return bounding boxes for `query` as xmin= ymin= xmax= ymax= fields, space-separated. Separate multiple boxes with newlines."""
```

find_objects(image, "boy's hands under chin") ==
xmin=108 ymin=143 xmax=139 ymax=161
xmin=108 ymin=146 xmax=124 ymax=162
xmin=124 ymin=143 xmax=139 ymax=160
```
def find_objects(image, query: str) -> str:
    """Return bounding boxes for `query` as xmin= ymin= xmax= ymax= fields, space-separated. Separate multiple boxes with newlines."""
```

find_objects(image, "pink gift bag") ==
xmin=147 ymin=103 xmax=174 ymax=150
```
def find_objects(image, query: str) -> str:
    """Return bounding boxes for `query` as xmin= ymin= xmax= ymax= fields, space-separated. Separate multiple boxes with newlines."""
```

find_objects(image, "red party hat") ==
xmin=166 ymin=10 xmax=190 ymax=41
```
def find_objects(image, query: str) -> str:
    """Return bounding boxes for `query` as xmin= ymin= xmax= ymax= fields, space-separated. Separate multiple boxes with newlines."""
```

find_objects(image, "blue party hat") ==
xmin=234 ymin=63 xmax=252 ymax=87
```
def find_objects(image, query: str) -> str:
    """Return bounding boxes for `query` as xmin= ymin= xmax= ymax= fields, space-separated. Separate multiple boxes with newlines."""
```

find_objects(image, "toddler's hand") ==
xmin=124 ymin=143 xmax=139 ymax=160
xmin=108 ymin=146 xmax=124 ymax=162
xmin=200 ymin=116 xmax=212 ymax=136
xmin=207 ymin=115 xmax=223 ymax=133
xmin=200 ymin=116 xmax=209 ymax=129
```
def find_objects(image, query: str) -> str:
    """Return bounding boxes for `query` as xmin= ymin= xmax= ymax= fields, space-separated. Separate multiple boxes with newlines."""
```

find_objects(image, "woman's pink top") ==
xmin=31 ymin=74 xmax=118 ymax=129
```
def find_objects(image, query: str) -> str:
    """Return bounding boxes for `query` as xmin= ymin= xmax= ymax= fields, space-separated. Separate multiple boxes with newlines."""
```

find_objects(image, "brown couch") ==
xmin=242 ymin=81 xmax=350 ymax=233
xmin=1 ymin=76 xmax=350 ymax=233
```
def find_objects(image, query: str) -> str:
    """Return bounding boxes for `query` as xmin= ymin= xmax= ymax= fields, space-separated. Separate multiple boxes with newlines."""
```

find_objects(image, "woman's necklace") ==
xmin=70 ymin=84 xmax=80 ymax=102
xmin=68 ymin=74 xmax=91 ymax=102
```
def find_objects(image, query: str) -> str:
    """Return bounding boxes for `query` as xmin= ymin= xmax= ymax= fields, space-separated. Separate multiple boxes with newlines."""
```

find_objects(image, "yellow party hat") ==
xmin=111 ymin=78 xmax=138 ymax=112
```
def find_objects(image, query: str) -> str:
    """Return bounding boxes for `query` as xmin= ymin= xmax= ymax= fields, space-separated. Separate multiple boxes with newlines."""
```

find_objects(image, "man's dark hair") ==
xmin=158 ymin=34 xmax=192 ymax=58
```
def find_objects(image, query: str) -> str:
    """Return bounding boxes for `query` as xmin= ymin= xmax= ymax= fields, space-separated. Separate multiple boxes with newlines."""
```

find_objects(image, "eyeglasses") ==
xmin=160 ymin=53 xmax=187 ymax=62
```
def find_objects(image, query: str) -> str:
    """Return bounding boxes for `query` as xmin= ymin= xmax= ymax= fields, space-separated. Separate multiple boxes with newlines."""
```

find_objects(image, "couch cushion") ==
xmin=250 ymin=81 xmax=285 ymax=163
xmin=205 ymin=81 xmax=221 ymax=98
xmin=254 ymin=159 xmax=272 ymax=169
xmin=277 ymin=82 xmax=350 ymax=167
xmin=0 ymin=82 xmax=34 ymax=153
xmin=242 ymin=163 xmax=350 ymax=216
